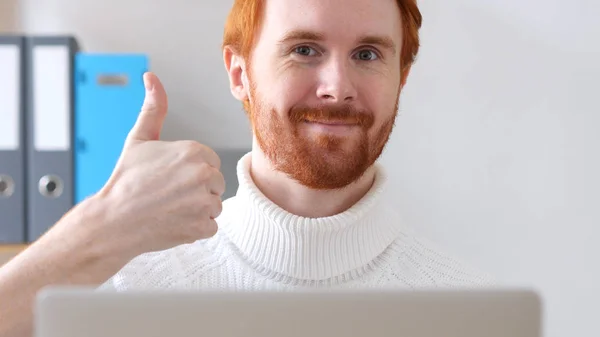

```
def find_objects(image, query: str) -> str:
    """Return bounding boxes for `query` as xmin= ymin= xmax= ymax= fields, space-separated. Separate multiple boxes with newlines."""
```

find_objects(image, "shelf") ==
xmin=0 ymin=244 xmax=28 ymax=251
xmin=0 ymin=244 xmax=27 ymax=266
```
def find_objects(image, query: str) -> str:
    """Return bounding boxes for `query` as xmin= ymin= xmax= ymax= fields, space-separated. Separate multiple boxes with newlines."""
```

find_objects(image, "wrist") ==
xmin=43 ymin=193 xmax=136 ymax=271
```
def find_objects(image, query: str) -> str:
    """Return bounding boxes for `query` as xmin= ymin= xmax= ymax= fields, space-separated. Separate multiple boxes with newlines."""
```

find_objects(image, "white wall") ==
xmin=381 ymin=1 xmax=599 ymax=337
xmin=14 ymin=1 xmax=600 ymax=336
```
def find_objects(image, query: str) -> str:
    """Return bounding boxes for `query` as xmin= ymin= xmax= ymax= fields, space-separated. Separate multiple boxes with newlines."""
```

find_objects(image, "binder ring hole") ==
xmin=38 ymin=175 xmax=64 ymax=198
xmin=0 ymin=175 xmax=15 ymax=198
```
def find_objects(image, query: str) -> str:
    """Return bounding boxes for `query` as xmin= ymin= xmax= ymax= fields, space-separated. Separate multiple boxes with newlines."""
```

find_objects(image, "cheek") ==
xmin=271 ymin=70 xmax=316 ymax=113
xmin=360 ymin=80 xmax=399 ymax=123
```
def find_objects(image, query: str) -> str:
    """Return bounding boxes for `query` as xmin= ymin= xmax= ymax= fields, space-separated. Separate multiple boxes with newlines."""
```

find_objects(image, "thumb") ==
xmin=127 ymin=72 xmax=169 ymax=142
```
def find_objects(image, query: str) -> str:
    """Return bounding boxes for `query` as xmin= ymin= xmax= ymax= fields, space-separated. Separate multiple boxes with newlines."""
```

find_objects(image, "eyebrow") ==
xmin=278 ymin=30 xmax=326 ymax=44
xmin=357 ymin=35 xmax=397 ymax=55
xmin=277 ymin=30 xmax=397 ymax=55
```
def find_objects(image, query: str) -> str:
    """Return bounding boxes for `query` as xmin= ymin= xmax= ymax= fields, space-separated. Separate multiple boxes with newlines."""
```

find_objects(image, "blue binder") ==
xmin=74 ymin=53 xmax=148 ymax=203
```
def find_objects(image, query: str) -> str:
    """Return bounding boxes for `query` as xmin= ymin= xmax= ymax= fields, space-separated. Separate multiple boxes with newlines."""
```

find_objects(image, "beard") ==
xmin=246 ymin=78 xmax=399 ymax=190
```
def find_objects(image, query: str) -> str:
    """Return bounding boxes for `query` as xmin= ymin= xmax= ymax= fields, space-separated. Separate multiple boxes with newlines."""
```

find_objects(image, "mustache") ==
xmin=289 ymin=105 xmax=375 ymax=128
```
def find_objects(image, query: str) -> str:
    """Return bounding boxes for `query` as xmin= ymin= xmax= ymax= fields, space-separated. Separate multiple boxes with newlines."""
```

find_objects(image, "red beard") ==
xmin=247 ymin=79 xmax=398 ymax=190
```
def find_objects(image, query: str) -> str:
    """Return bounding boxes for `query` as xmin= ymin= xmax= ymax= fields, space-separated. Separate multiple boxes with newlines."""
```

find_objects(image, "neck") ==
xmin=249 ymin=141 xmax=376 ymax=218
xmin=219 ymin=151 xmax=402 ymax=281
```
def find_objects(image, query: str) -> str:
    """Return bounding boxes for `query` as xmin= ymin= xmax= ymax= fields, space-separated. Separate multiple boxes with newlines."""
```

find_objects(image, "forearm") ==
xmin=0 ymin=196 xmax=131 ymax=337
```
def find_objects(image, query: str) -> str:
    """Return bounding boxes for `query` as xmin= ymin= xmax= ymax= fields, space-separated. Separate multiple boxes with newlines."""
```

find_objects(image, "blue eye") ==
xmin=356 ymin=49 xmax=378 ymax=61
xmin=294 ymin=46 xmax=316 ymax=56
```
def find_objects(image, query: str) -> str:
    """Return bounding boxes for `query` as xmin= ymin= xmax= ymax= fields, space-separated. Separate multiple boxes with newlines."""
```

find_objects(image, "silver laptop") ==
xmin=34 ymin=287 xmax=543 ymax=337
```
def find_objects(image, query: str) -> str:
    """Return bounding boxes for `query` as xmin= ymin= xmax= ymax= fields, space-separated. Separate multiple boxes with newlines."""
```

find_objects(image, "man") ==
xmin=0 ymin=0 xmax=493 ymax=335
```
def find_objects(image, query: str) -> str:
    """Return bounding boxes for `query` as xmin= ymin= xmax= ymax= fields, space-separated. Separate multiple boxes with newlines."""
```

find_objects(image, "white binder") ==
xmin=25 ymin=36 xmax=79 ymax=242
xmin=0 ymin=35 xmax=26 ymax=243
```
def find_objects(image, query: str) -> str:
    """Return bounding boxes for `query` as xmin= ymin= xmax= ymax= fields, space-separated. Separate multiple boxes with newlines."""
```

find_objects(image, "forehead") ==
xmin=259 ymin=0 xmax=403 ymax=45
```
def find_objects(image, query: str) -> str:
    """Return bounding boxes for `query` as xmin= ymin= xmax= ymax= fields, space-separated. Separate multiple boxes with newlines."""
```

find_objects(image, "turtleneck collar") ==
xmin=218 ymin=153 xmax=404 ymax=282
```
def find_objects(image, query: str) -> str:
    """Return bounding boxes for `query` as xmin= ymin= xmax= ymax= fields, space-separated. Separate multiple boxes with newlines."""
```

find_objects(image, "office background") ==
xmin=2 ymin=1 xmax=599 ymax=337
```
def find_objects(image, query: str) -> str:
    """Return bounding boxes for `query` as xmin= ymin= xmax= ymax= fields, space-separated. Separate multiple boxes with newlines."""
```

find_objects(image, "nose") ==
xmin=316 ymin=59 xmax=357 ymax=104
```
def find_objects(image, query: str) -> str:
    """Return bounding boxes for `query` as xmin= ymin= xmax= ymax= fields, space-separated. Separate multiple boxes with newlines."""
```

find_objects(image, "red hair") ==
xmin=222 ymin=0 xmax=423 ymax=74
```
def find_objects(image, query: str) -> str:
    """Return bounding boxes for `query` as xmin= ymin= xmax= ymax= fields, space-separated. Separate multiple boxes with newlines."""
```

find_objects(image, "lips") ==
xmin=304 ymin=118 xmax=358 ymax=126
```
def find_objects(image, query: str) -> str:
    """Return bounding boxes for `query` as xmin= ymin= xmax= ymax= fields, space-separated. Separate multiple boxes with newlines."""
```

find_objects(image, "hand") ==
xmin=91 ymin=72 xmax=225 ymax=257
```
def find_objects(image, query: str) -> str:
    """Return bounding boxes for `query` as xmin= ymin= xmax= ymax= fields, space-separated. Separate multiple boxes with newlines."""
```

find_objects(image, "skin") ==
xmin=0 ymin=0 xmax=412 ymax=335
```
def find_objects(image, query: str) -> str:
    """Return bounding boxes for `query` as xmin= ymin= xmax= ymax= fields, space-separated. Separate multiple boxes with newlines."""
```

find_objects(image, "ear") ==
xmin=223 ymin=45 xmax=249 ymax=102
xmin=400 ymin=65 xmax=412 ymax=90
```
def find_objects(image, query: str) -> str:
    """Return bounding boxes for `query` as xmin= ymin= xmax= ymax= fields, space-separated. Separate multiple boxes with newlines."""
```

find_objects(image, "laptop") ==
xmin=34 ymin=287 xmax=543 ymax=337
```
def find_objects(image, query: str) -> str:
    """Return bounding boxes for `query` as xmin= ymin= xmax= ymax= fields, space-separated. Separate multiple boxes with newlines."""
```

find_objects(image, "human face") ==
xmin=245 ymin=0 xmax=407 ymax=189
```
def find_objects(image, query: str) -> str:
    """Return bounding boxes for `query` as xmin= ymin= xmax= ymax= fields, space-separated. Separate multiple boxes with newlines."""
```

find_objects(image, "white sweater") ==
xmin=101 ymin=154 xmax=494 ymax=291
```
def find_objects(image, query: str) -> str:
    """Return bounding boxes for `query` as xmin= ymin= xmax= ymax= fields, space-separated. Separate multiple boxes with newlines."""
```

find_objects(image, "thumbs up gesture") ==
xmin=94 ymin=72 xmax=225 ymax=257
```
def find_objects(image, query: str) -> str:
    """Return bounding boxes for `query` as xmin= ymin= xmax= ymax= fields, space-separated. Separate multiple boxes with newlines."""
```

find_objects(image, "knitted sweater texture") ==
xmin=101 ymin=154 xmax=493 ymax=291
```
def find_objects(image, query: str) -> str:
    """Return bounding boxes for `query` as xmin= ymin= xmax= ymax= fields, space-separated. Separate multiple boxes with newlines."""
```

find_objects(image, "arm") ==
xmin=0 ymin=195 xmax=132 ymax=337
xmin=0 ymin=72 xmax=223 ymax=337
